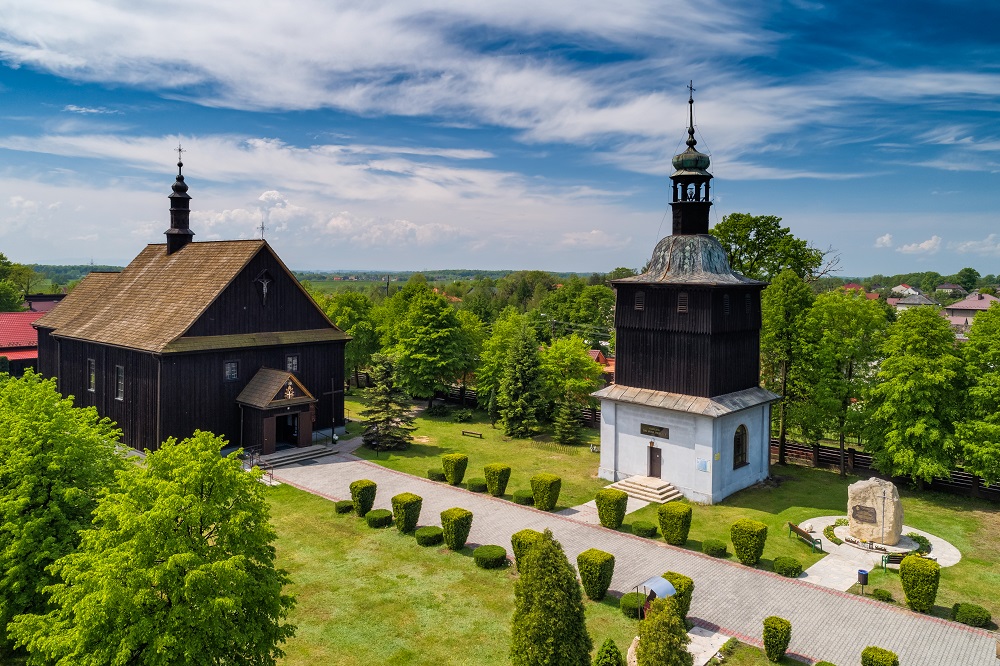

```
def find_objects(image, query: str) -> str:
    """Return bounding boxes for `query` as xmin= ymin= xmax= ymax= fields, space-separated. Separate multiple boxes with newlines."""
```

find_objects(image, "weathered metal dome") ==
xmin=618 ymin=234 xmax=764 ymax=286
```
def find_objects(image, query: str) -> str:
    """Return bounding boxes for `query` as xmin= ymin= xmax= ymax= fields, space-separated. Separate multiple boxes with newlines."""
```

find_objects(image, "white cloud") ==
xmin=949 ymin=234 xmax=1000 ymax=256
xmin=63 ymin=104 xmax=121 ymax=115
xmin=896 ymin=235 xmax=941 ymax=255
xmin=559 ymin=229 xmax=630 ymax=249
xmin=874 ymin=233 xmax=893 ymax=248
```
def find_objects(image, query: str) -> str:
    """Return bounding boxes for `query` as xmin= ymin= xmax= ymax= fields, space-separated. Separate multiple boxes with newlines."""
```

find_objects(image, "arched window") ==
xmin=733 ymin=425 xmax=748 ymax=469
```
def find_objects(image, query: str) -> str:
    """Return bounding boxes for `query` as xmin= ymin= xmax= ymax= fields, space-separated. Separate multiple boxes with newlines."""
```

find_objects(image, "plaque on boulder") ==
xmin=847 ymin=477 xmax=903 ymax=545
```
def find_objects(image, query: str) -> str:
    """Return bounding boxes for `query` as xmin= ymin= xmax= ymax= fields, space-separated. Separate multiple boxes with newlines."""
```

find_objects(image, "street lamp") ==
xmin=881 ymin=489 xmax=886 ymax=545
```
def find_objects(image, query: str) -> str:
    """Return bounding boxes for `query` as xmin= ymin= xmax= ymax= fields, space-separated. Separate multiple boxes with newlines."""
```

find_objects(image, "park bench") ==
xmin=881 ymin=552 xmax=936 ymax=570
xmin=788 ymin=522 xmax=823 ymax=553
xmin=461 ymin=430 xmax=483 ymax=438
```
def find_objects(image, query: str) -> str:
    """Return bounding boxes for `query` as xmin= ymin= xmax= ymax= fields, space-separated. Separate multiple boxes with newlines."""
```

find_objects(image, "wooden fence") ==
xmin=771 ymin=440 xmax=1000 ymax=502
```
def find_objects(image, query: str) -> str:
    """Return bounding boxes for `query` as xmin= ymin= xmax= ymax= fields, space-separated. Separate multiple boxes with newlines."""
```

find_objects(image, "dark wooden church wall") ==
xmin=708 ymin=332 xmax=761 ymax=396
xmin=613 ymin=329 xmax=711 ymax=396
xmin=35 ymin=327 xmax=58 ymax=378
xmin=184 ymin=248 xmax=331 ymax=337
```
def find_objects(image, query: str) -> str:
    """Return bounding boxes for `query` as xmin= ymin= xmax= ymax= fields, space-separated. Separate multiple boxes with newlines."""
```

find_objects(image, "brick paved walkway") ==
xmin=274 ymin=454 xmax=997 ymax=666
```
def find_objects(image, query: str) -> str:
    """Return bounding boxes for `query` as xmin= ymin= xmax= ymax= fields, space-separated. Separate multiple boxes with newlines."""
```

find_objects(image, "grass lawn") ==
xmin=268 ymin=483 xmax=639 ymax=665
xmin=344 ymin=394 xmax=607 ymax=511
xmin=709 ymin=641 xmax=803 ymax=665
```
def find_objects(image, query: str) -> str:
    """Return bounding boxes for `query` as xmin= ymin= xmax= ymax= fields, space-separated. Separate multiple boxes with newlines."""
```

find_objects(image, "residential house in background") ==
xmin=935 ymin=283 xmax=968 ymax=297
xmin=891 ymin=283 xmax=921 ymax=296
xmin=0 ymin=311 xmax=44 ymax=376
xmin=942 ymin=293 xmax=1000 ymax=335
xmin=894 ymin=293 xmax=938 ymax=312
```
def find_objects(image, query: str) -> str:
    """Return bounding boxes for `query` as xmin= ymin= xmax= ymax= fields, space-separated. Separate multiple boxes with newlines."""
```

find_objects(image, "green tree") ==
xmin=0 ymin=280 xmax=22 ymax=312
xmin=956 ymin=303 xmax=1000 ymax=484
xmin=710 ymin=212 xmax=825 ymax=281
xmin=760 ymin=270 xmax=814 ymax=463
xmin=477 ymin=308 xmax=524 ymax=420
xmin=497 ymin=321 xmax=543 ymax=438
xmin=393 ymin=291 xmax=464 ymax=407
xmin=10 ymin=430 xmax=295 ymax=665
xmin=454 ymin=309 xmax=486 ymax=406
xmin=509 ymin=529 xmax=592 ymax=666
xmin=321 ymin=291 xmax=379 ymax=387
xmin=360 ymin=353 xmax=416 ymax=452
xmin=636 ymin=597 xmax=692 ymax=666
xmin=594 ymin=638 xmax=625 ymax=666
xmin=954 ymin=267 xmax=981 ymax=293
xmin=865 ymin=307 xmax=964 ymax=482
xmin=799 ymin=289 xmax=888 ymax=475
xmin=605 ymin=267 xmax=638 ymax=282
xmin=539 ymin=335 xmax=603 ymax=408
xmin=0 ymin=372 xmax=123 ymax=654
xmin=552 ymin=392 xmax=582 ymax=446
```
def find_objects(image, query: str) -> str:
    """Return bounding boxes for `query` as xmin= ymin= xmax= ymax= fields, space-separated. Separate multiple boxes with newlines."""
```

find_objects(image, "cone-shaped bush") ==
xmin=595 ymin=488 xmax=628 ymax=529
xmin=662 ymin=571 xmax=693 ymax=620
xmin=657 ymin=502 xmax=692 ymax=546
xmin=577 ymin=548 xmax=615 ymax=601
xmin=441 ymin=507 xmax=473 ymax=551
xmin=391 ymin=492 xmax=422 ymax=533
xmin=636 ymin=597 xmax=692 ymax=666
xmin=349 ymin=479 xmax=377 ymax=517
xmin=484 ymin=463 xmax=512 ymax=497
xmin=530 ymin=473 xmax=561 ymax=511
xmin=900 ymin=554 xmax=940 ymax=612
xmin=763 ymin=616 xmax=791 ymax=662
xmin=511 ymin=528 xmax=545 ymax=572
xmin=441 ymin=453 xmax=469 ymax=485
xmin=861 ymin=646 xmax=899 ymax=666
xmin=510 ymin=529 xmax=592 ymax=666
xmin=730 ymin=518 xmax=768 ymax=566
xmin=594 ymin=638 xmax=625 ymax=666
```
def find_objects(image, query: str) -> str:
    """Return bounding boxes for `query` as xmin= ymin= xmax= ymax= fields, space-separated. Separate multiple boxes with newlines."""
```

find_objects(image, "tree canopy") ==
xmin=710 ymin=212 xmax=826 ymax=282
xmin=956 ymin=303 xmax=1000 ymax=484
xmin=636 ymin=597 xmax=692 ymax=666
xmin=392 ymin=290 xmax=465 ymax=406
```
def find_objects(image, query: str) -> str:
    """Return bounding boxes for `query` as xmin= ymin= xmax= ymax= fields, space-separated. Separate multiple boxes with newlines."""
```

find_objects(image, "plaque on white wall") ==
xmin=640 ymin=423 xmax=669 ymax=439
xmin=696 ymin=458 xmax=709 ymax=472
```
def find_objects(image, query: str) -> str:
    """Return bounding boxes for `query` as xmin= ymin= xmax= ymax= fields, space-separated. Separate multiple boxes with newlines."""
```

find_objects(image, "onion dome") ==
xmin=617 ymin=235 xmax=764 ymax=286
xmin=671 ymin=86 xmax=711 ymax=175
xmin=171 ymin=159 xmax=189 ymax=194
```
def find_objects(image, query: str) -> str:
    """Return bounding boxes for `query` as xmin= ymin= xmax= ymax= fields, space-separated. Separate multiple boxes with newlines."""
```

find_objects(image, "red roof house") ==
xmin=0 ymin=311 xmax=45 ymax=375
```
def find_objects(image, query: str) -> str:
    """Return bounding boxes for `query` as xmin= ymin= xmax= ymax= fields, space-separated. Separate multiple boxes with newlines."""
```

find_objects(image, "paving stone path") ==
xmin=273 ymin=454 xmax=997 ymax=666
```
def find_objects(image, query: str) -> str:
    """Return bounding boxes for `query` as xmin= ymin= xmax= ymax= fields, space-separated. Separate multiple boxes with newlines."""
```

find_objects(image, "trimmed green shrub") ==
xmin=657 ymin=502 xmax=692 ymax=546
xmin=441 ymin=453 xmax=469 ymax=485
xmin=952 ymin=602 xmax=991 ymax=628
xmin=427 ymin=468 xmax=446 ymax=482
xmin=512 ymin=489 xmax=535 ymax=505
xmin=390 ymin=492 xmax=422 ymax=533
xmin=772 ymin=556 xmax=803 ymax=578
xmin=899 ymin=554 xmax=940 ymax=612
xmin=577 ymin=548 xmax=615 ymax=601
xmin=823 ymin=524 xmax=843 ymax=546
xmin=473 ymin=544 xmax=508 ymax=569
xmin=484 ymin=463 xmax=512 ymax=497
xmin=595 ymin=488 xmax=629 ymax=529
xmin=702 ymin=538 xmax=728 ymax=558
xmin=730 ymin=518 xmax=768 ymax=566
xmin=662 ymin=571 xmax=694 ymax=619
xmin=814 ymin=662 xmax=837 ymax=666
xmin=466 ymin=477 xmax=487 ymax=493
xmin=907 ymin=532 xmax=932 ymax=554
xmin=440 ymin=507 xmax=473 ymax=551
xmin=415 ymin=525 xmax=443 ymax=546
xmin=365 ymin=508 xmax=393 ymax=528
xmin=619 ymin=592 xmax=646 ymax=619
xmin=594 ymin=638 xmax=626 ymax=666
xmin=425 ymin=403 xmax=449 ymax=417
xmin=334 ymin=500 xmax=354 ymax=514
xmin=349 ymin=479 xmax=377 ymax=517
xmin=861 ymin=646 xmax=899 ymax=666
xmin=452 ymin=408 xmax=474 ymax=423
xmin=530 ymin=473 xmax=562 ymax=511
xmin=637 ymin=597 xmax=690 ymax=666
xmin=870 ymin=588 xmax=894 ymax=603
xmin=511 ymin=529 xmax=545 ymax=571
xmin=719 ymin=638 xmax=740 ymax=657
xmin=762 ymin=616 xmax=791 ymax=663
xmin=632 ymin=520 xmax=657 ymax=538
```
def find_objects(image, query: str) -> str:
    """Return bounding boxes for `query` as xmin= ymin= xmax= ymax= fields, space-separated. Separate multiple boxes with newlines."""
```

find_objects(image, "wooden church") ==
xmin=593 ymin=88 xmax=779 ymax=504
xmin=34 ymin=158 xmax=348 ymax=454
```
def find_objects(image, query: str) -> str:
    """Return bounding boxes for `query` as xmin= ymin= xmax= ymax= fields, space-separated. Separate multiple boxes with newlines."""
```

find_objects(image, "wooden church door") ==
xmin=648 ymin=447 xmax=662 ymax=478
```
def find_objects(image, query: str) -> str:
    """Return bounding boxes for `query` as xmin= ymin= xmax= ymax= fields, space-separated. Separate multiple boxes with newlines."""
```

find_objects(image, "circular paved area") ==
xmin=273 ymin=451 xmax=998 ymax=666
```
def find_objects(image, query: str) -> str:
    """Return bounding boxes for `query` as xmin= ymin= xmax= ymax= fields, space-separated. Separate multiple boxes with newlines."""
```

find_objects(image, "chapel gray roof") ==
xmin=591 ymin=384 xmax=779 ymax=417
xmin=614 ymin=234 xmax=766 ymax=287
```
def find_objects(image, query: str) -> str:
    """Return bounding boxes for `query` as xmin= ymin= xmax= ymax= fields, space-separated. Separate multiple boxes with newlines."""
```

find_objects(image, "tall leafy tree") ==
xmin=360 ymin=354 xmax=416 ymax=452
xmin=0 ymin=371 xmax=123 ymax=654
xmin=865 ymin=307 xmax=964 ymax=482
xmin=509 ymin=529 xmax=591 ymax=666
xmin=539 ymin=336 xmax=603 ymax=408
xmin=393 ymin=291 xmax=464 ymax=407
xmin=710 ymin=212 xmax=826 ymax=281
xmin=760 ymin=270 xmax=815 ymax=463
xmin=956 ymin=303 xmax=1000 ymax=484
xmin=497 ymin=320 xmax=543 ymax=438
xmin=10 ymin=431 xmax=296 ymax=666
xmin=799 ymin=289 xmax=888 ymax=475
xmin=636 ymin=597 xmax=692 ymax=666
xmin=321 ymin=291 xmax=379 ymax=387
xmin=0 ymin=280 xmax=22 ymax=312
xmin=477 ymin=308 xmax=524 ymax=420
xmin=954 ymin=267 xmax=981 ymax=293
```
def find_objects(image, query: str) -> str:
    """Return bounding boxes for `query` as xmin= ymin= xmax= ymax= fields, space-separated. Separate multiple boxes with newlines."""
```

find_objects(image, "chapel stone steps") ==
xmin=607 ymin=476 xmax=683 ymax=504
xmin=258 ymin=444 xmax=338 ymax=469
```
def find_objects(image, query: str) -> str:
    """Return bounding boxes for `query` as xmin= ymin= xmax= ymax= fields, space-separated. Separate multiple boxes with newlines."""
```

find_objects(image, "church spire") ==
xmin=669 ymin=82 xmax=713 ymax=235
xmin=165 ymin=143 xmax=194 ymax=254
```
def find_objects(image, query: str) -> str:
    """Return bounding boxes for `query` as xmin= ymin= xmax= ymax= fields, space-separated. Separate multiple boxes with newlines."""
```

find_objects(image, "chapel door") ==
xmin=262 ymin=416 xmax=276 ymax=455
xmin=648 ymin=447 xmax=662 ymax=478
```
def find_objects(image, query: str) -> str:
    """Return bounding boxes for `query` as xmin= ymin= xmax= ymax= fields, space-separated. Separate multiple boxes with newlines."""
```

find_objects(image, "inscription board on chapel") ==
xmin=852 ymin=505 xmax=878 ymax=524
xmin=640 ymin=423 xmax=669 ymax=439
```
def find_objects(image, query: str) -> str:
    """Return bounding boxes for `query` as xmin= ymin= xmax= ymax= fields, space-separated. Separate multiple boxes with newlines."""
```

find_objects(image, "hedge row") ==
xmin=577 ymin=548 xmax=615 ymax=601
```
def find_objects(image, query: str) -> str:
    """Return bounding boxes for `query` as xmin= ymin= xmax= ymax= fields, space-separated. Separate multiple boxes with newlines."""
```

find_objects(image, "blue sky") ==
xmin=0 ymin=1 xmax=998 ymax=276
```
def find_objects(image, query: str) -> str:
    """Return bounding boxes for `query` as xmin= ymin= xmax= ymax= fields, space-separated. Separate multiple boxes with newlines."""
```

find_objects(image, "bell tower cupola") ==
xmin=670 ymin=82 xmax=713 ymax=235
xmin=165 ymin=144 xmax=194 ymax=255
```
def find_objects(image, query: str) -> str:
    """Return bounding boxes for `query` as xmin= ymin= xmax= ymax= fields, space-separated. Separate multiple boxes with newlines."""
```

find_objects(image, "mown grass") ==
xmin=710 ymin=641 xmax=804 ymax=665
xmin=269 ymin=483 xmax=639 ymax=665
xmin=345 ymin=394 xmax=606 ymax=511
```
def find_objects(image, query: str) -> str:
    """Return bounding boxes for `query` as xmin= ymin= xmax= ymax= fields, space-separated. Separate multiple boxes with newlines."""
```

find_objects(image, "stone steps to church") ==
xmin=260 ymin=444 xmax=337 ymax=468
xmin=608 ymin=476 xmax=683 ymax=504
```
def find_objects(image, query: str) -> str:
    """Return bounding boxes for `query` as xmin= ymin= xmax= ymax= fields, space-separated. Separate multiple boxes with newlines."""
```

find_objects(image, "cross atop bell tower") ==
xmin=165 ymin=143 xmax=194 ymax=255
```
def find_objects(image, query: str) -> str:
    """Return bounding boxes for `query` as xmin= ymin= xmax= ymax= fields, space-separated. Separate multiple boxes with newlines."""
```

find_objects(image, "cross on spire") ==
xmin=686 ymin=80 xmax=697 ymax=148
xmin=258 ymin=212 xmax=266 ymax=239
xmin=175 ymin=143 xmax=185 ymax=175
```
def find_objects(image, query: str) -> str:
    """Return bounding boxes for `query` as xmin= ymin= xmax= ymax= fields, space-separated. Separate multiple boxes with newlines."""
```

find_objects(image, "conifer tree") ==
xmin=594 ymin=638 xmax=625 ymax=666
xmin=510 ymin=529 xmax=592 ymax=666
xmin=636 ymin=597 xmax=692 ymax=666
xmin=552 ymin=392 xmax=582 ymax=446
xmin=498 ymin=321 xmax=543 ymax=438
xmin=361 ymin=353 xmax=416 ymax=451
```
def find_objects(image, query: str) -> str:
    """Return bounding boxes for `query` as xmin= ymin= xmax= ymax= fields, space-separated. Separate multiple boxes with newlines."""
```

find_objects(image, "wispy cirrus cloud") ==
xmin=63 ymin=104 xmax=121 ymax=115
xmin=874 ymin=233 xmax=893 ymax=248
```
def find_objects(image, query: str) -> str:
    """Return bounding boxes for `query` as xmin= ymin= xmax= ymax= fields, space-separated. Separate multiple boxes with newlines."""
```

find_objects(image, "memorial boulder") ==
xmin=848 ymin=477 xmax=903 ymax=545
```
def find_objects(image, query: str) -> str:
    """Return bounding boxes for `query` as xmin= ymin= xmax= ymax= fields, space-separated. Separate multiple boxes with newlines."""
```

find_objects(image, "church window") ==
xmin=745 ymin=293 xmax=752 ymax=314
xmin=286 ymin=354 xmax=300 ymax=373
xmin=115 ymin=365 xmax=124 ymax=401
xmin=87 ymin=359 xmax=96 ymax=392
xmin=723 ymin=294 xmax=731 ymax=316
xmin=677 ymin=292 xmax=689 ymax=313
xmin=224 ymin=360 xmax=239 ymax=382
xmin=733 ymin=424 xmax=748 ymax=469
xmin=634 ymin=291 xmax=645 ymax=311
